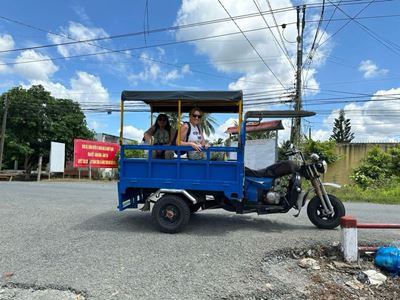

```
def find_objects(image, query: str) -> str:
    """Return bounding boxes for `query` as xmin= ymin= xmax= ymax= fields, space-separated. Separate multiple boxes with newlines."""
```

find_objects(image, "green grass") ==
xmin=328 ymin=183 xmax=400 ymax=205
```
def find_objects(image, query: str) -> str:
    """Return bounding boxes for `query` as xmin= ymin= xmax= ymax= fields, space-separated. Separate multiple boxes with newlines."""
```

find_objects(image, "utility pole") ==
xmin=290 ymin=5 xmax=306 ymax=147
xmin=0 ymin=93 xmax=9 ymax=171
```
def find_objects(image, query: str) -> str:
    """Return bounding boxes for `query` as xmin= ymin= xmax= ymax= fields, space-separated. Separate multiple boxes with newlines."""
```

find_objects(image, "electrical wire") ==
xmin=0 ymin=0 xmax=392 ymax=54
xmin=0 ymin=12 xmax=398 ymax=67
xmin=252 ymin=0 xmax=295 ymax=70
xmin=302 ymin=0 xmax=325 ymax=90
xmin=315 ymin=0 xmax=375 ymax=49
xmin=266 ymin=0 xmax=295 ymax=67
xmin=328 ymin=0 xmax=400 ymax=56
xmin=217 ymin=0 xmax=288 ymax=90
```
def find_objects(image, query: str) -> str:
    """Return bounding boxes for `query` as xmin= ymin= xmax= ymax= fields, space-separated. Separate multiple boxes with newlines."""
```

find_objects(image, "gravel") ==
xmin=0 ymin=181 xmax=399 ymax=299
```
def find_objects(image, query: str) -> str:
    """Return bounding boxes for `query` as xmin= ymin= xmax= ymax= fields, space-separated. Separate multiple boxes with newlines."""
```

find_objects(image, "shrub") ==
xmin=301 ymin=139 xmax=339 ymax=164
xmin=278 ymin=139 xmax=339 ymax=165
xmin=351 ymin=146 xmax=396 ymax=188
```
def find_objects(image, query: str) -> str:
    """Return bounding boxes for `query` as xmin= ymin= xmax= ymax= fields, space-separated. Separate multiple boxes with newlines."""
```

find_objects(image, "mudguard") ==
xmin=302 ymin=182 xmax=341 ymax=207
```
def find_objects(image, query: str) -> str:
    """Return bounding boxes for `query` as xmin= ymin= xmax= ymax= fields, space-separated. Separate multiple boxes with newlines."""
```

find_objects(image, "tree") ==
xmin=351 ymin=145 xmax=400 ymax=188
xmin=165 ymin=112 xmax=179 ymax=129
xmin=1 ymin=85 xmax=94 ymax=177
xmin=165 ymin=112 xmax=217 ymax=137
xmin=246 ymin=130 xmax=276 ymax=141
xmin=278 ymin=140 xmax=292 ymax=161
xmin=199 ymin=113 xmax=217 ymax=137
xmin=330 ymin=109 xmax=354 ymax=143
xmin=302 ymin=137 xmax=339 ymax=164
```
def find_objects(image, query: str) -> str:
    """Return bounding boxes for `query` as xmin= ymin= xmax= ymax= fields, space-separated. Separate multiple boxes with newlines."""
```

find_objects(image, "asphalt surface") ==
xmin=0 ymin=181 xmax=399 ymax=299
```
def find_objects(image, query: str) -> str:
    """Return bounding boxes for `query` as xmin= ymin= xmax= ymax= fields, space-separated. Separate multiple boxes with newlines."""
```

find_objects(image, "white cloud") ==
xmin=123 ymin=125 xmax=144 ymax=142
xmin=0 ymin=34 xmax=15 ymax=73
xmin=14 ymin=50 xmax=59 ymax=80
xmin=0 ymin=34 xmax=14 ymax=53
xmin=29 ymin=71 xmax=109 ymax=104
xmin=181 ymin=64 xmax=191 ymax=74
xmin=312 ymin=129 xmax=331 ymax=141
xmin=277 ymin=119 xmax=291 ymax=143
xmin=165 ymin=69 xmax=179 ymax=81
xmin=207 ymin=117 xmax=237 ymax=141
xmin=359 ymin=60 xmax=388 ymax=79
xmin=70 ymin=71 xmax=109 ymax=103
xmin=319 ymin=87 xmax=400 ymax=142
xmin=73 ymin=5 xmax=91 ymax=23
xmin=89 ymin=120 xmax=108 ymax=131
xmin=175 ymin=0 xmax=331 ymax=102
xmin=128 ymin=51 xmax=191 ymax=85
xmin=48 ymin=22 xmax=109 ymax=59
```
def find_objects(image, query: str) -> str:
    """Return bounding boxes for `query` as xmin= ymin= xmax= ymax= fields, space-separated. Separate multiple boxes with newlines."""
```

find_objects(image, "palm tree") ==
xmin=166 ymin=112 xmax=217 ymax=137
xmin=165 ymin=112 xmax=180 ymax=129
xmin=200 ymin=113 xmax=217 ymax=136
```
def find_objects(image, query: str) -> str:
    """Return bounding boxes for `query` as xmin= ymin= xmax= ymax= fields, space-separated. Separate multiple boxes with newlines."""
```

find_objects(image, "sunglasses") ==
xmin=158 ymin=118 xmax=167 ymax=121
xmin=192 ymin=114 xmax=202 ymax=119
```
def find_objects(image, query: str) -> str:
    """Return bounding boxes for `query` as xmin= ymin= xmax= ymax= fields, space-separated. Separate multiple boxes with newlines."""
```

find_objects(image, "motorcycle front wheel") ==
xmin=307 ymin=194 xmax=345 ymax=229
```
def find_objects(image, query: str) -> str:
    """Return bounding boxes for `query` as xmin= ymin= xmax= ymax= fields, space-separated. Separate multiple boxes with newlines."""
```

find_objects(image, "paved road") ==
xmin=0 ymin=182 xmax=399 ymax=299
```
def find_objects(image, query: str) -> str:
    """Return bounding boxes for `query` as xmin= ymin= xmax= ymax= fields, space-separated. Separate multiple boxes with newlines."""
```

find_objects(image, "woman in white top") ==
xmin=179 ymin=108 xmax=210 ymax=159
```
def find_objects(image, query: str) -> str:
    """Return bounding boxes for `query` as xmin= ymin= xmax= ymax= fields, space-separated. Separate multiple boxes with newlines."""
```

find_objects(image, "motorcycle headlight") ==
xmin=316 ymin=160 xmax=328 ymax=174
xmin=310 ymin=153 xmax=320 ymax=161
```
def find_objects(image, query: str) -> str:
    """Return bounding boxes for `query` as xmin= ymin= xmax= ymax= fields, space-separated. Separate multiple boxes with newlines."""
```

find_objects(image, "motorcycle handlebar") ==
xmin=284 ymin=149 xmax=306 ymax=162
xmin=285 ymin=150 xmax=298 ymax=156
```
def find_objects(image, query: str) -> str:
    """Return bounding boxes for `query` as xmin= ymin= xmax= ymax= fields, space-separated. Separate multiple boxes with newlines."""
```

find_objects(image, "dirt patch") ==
xmin=258 ymin=244 xmax=399 ymax=300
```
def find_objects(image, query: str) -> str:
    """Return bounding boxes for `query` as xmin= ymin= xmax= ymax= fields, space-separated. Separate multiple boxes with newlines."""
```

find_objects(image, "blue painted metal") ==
xmin=118 ymin=144 xmax=245 ymax=211
xmin=244 ymin=177 xmax=274 ymax=202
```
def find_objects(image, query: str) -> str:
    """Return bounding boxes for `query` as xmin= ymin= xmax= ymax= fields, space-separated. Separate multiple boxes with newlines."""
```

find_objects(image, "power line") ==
xmin=315 ymin=0 xmax=375 ymax=49
xmin=1 ymin=12 xmax=398 ymax=67
xmin=315 ymin=0 xmax=342 ymax=49
xmin=252 ymin=0 xmax=295 ymax=70
xmin=217 ymin=0 xmax=288 ymax=90
xmin=0 ymin=0 xmax=391 ymax=54
xmin=328 ymin=0 xmax=400 ymax=57
xmin=0 ymin=23 xmax=299 ymax=87
xmin=266 ymin=0 xmax=295 ymax=64
xmin=302 ymin=0 xmax=325 ymax=90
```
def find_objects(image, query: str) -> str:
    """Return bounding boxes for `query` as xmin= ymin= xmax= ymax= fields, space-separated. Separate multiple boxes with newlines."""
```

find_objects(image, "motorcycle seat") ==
xmin=245 ymin=160 xmax=299 ymax=178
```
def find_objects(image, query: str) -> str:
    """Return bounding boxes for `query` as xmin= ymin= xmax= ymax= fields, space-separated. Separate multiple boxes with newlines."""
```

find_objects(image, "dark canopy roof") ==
xmin=121 ymin=90 xmax=243 ymax=113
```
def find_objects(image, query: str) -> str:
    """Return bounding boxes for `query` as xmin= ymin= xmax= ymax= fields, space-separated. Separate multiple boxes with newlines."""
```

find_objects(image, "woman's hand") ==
xmin=191 ymin=142 xmax=203 ymax=152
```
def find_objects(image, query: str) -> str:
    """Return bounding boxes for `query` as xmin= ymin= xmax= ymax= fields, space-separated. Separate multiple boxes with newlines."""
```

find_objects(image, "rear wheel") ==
xmin=307 ymin=194 xmax=345 ymax=229
xmin=152 ymin=194 xmax=190 ymax=233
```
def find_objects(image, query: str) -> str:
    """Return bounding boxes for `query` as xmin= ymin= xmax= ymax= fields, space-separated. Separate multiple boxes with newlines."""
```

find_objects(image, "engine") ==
xmin=263 ymin=178 xmax=288 ymax=205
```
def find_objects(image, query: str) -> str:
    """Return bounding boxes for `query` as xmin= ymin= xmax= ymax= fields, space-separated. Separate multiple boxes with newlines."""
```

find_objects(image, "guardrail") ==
xmin=340 ymin=216 xmax=400 ymax=262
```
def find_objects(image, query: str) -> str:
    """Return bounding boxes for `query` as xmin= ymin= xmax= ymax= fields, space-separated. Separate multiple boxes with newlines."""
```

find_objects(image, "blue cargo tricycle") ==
xmin=118 ymin=91 xmax=345 ymax=233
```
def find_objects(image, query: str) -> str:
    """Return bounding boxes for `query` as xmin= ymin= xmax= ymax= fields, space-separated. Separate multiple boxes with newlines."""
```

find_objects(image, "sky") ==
xmin=1 ymin=0 xmax=400 ymax=143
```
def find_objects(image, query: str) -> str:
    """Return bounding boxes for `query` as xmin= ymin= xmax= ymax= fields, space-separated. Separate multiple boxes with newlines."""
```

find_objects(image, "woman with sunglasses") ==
xmin=143 ymin=113 xmax=175 ymax=159
xmin=179 ymin=108 xmax=210 ymax=159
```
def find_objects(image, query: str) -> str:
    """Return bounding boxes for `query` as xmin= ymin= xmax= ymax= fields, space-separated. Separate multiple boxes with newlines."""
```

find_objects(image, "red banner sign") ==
xmin=73 ymin=139 xmax=119 ymax=168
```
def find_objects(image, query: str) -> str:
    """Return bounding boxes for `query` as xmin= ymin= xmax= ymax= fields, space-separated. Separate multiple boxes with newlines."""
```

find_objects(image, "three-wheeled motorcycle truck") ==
xmin=118 ymin=90 xmax=345 ymax=233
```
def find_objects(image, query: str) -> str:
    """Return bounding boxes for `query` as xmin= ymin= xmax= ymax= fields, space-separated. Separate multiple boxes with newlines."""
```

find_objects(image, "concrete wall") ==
xmin=324 ymin=143 xmax=398 ymax=185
